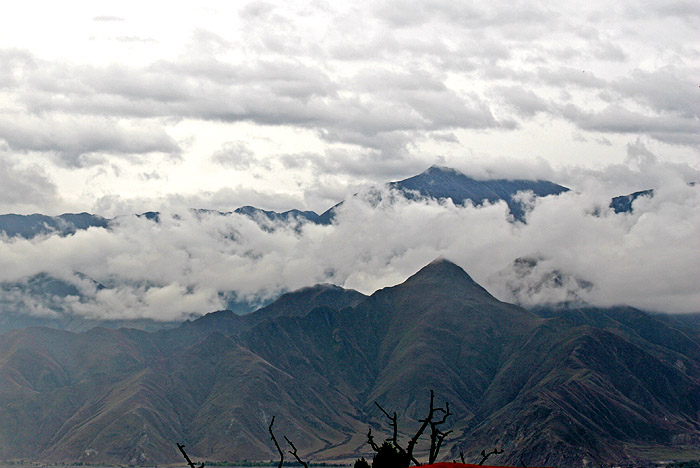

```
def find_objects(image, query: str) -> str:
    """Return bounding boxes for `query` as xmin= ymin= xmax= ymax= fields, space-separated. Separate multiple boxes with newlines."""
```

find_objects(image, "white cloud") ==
xmin=0 ymin=161 xmax=698 ymax=321
xmin=0 ymin=0 xmax=697 ymax=318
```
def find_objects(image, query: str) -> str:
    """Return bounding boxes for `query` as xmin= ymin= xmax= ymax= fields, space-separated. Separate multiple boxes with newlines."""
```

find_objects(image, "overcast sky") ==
xmin=0 ymin=1 xmax=698 ymax=318
xmin=0 ymin=0 xmax=697 ymax=216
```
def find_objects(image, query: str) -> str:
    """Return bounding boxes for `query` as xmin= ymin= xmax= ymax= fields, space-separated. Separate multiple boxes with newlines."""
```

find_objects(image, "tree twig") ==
xmin=177 ymin=443 xmax=205 ymax=468
xmin=478 ymin=448 xmax=504 ymax=466
xmin=366 ymin=427 xmax=380 ymax=452
xmin=268 ymin=416 xmax=284 ymax=468
xmin=375 ymin=401 xmax=399 ymax=448
xmin=284 ymin=436 xmax=309 ymax=468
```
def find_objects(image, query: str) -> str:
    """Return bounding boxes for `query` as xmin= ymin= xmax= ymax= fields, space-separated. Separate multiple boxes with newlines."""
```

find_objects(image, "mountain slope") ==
xmin=0 ymin=260 xmax=697 ymax=467
xmin=390 ymin=166 xmax=569 ymax=220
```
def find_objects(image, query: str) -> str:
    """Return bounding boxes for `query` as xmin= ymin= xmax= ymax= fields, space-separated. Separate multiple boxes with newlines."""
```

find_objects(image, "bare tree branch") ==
xmin=478 ymin=448 xmax=504 ymax=466
xmin=177 ymin=443 xmax=205 ymax=468
xmin=405 ymin=390 xmax=435 ymax=465
xmin=366 ymin=427 xmax=380 ymax=452
xmin=268 ymin=416 xmax=284 ymax=468
xmin=375 ymin=401 xmax=399 ymax=448
xmin=428 ymin=400 xmax=451 ymax=464
xmin=284 ymin=436 xmax=309 ymax=468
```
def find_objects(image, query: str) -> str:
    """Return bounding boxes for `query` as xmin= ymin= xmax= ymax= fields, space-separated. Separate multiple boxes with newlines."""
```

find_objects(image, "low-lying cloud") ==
xmin=0 ymin=162 xmax=698 ymax=321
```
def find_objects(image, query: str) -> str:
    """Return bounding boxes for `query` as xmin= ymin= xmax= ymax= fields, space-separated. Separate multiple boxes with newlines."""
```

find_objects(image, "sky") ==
xmin=0 ymin=0 xmax=698 ymax=318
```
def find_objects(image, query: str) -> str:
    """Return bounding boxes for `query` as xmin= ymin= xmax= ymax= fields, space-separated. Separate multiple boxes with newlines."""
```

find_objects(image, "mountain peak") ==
xmin=425 ymin=164 xmax=459 ymax=174
xmin=400 ymin=258 xmax=492 ymax=297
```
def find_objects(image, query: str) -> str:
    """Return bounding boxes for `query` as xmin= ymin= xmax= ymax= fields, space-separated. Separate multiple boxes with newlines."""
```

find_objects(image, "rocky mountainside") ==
xmin=0 ymin=260 xmax=698 ymax=467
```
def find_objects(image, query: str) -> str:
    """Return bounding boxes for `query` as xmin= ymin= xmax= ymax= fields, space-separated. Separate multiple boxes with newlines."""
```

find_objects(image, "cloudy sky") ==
xmin=0 ymin=1 xmax=698 ymax=319
xmin=0 ymin=0 xmax=698 ymax=215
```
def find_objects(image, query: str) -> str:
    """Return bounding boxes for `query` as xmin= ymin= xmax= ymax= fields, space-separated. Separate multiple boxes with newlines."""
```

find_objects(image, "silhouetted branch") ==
xmin=177 ymin=443 xmax=205 ymax=468
xmin=460 ymin=452 xmax=466 ymax=464
xmin=405 ymin=390 xmax=435 ymax=465
xmin=284 ymin=436 xmax=309 ymax=468
xmin=375 ymin=401 xmax=399 ymax=448
xmin=268 ymin=416 xmax=284 ymax=468
xmin=370 ymin=390 xmax=452 ymax=467
xmin=428 ymin=400 xmax=451 ymax=464
xmin=478 ymin=448 xmax=504 ymax=466
xmin=366 ymin=427 xmax=380 ymax=452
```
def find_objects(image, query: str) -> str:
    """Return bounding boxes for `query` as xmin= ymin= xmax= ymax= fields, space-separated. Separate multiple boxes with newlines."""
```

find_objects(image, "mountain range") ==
xmin=0 ymin=166 xmax=658 ymax=336
xmin=0 ymin=259 xmax=698 ymax=467
xmin=0 ymin=165 xmax=571 ymax=240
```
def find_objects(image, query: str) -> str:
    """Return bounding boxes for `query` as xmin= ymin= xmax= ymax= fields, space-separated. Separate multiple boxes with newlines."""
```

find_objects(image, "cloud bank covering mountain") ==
xmin=0 ymin=165 xmax=698 ymax=329
xmin=0 ymin=0 xmax=698 ymax=322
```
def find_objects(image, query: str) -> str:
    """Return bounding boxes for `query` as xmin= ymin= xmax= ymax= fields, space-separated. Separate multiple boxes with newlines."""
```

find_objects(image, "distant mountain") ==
xmin=0 ymin=166 xmax=570 ymax=240
xmin=233 ymin=206 xmax=322 ymax=225
xmin=390 ymin=165 xmax=569 ymax=220
xmin=0 ymin=273 xmax=183 ymax=333
xmin=610 ymin=189 xmax=654 ymax=213
xmin=0 ymin=166 xmax=574 ymax=333
xmin=494 ymin=256 xmax=594 ymax=308
xmin=0 ymin=260 xmax=697 ymax=467
xmin=0 ymin=272 xmax=260 ymax=335
xmin=0 ymin=212 xmax=108 ymax=238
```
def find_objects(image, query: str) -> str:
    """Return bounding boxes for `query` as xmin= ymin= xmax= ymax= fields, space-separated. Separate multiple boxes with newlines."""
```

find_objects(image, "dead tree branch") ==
xmin=478 ymin=448 xmax=504 ymax=466
xmin=369 ymin=390 xmax=452 ymax=466
xmin=284 ymin=436 xmax=309 ymax=468
xmin=404 ymin=389 xmax=436 ymax=465
xmin=374 ymin=401 xmax=411 ymax=464
xmin=375 ymin=401 xmax=399 ymax=448
xmin=366 ymin=427 xmax=381 ymax=452
xmin=428 ymin=400 xmax=452 ymax=464
xmin=177 ymin=443 xmax=205 ymax=468
xmin=268 ymin=416 xmax=284 ymax=468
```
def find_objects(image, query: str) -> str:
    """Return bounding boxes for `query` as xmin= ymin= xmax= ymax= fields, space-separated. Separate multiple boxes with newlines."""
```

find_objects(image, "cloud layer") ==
xmin=0 ymin=1 xmax=697 ymax=320
xmin=0 ymin=160 xmax=698 ymax=321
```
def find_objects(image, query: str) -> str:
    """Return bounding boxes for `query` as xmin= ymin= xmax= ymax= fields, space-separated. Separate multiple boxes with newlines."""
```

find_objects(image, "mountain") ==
xmin=390 ymin=165 xmax=570 ymax=221
xmin=0 ymin=272 xmax=183 ymax=333
xmin=0 ymin=166 xmax=569 ymax=240
xmin=610 ymin=189 xmax=655 ymax=214
xmin=0 ymin=212 xmax=108 ymax=238
xmin=0 ymin=166 xmax=573 ymax=334
xmin=233 ymin=206 xmax=322 ymax=225
xmin=0 ymin=259 xmax=697 ymax=467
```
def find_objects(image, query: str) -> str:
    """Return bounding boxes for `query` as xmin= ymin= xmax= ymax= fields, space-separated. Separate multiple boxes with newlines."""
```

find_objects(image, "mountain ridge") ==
xmin=0 ymin=260 xmax=693 ymax=467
